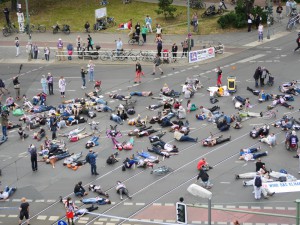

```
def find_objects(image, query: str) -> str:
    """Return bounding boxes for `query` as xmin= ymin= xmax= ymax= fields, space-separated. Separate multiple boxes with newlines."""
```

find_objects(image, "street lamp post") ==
xmin=267 ymin=0 xmax=271 ymax=39
xmin=187 ymin=0 xmax=191 ymax=61
xmin=25 ymin=0 xmax=31 ymax=41
xmin=187 ymin=184 xmax=212 ymax=225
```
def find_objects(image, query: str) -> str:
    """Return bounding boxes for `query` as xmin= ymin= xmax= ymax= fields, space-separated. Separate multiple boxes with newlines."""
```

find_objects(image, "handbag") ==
xmin=14 ymin=84 xmax=20 ymax=89
xmin=91 ymin=40 xmax=94 ymax=45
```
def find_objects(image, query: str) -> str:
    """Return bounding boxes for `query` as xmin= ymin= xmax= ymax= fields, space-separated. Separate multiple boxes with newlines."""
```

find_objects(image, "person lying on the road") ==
xmin=236 ymin=170 xmax=297 ymax=182
xmin=73 ymin=205 xmax=98 ymax=218
xmin=94 ymin=104 xmax=113 ymax=112
xmin=250 ymin=125 xmax=270 ymax=138
xmin=0 ymin=186 xmax=17 ymax=201
xmin=130 ymin=91 xmax=153 ymax=97
xmin=202 ymin=134 xmax=231 ymax=146
xmin=116 ymin=181 xmax=132 ymax=200
xmin=40 ymin=151 xmax=71 ymax=168
xmin=82 ymin=197 xmax=111 ymax=205
xmin=279 ymin=81 xmax=299 ymax=95
xmin=128 ymin=126 xmax=158 ymax=137
xmin=65 ymin=116 xmax=87 ymax=126
xmin=69 ymin=132 xmax=93 ymax=142
xmin=86 ymin=135 xmax=100 ymax=149
xmin=259 ymin=133 xmax=277 ymax=148
xmin=115 ymin=137 xmax=134 ymax=151
xmin=33 ymin=128 xmax=46 ymax=141
xmin=110 ymin=113 xmax=123 ymax=125
xmin=63 ymin=152 xmax=83 ymax=166
xmin=137 ymin=151 xmax=159 ymax=163
xmin=147 ymin=146 xmax=179 ymax=160
xmin=109 ymin=93 xmax=131 ymax=101
xmin=123 ymin=157 xmax=137 ymax=170
xmin=174 ymin=129 xmax=198 ymax=142
xmin=127 ymin=114 xmax=148 ymax=127
xmin=258 ymin=90 xmax=272 ymax=102
xmin=89 ymin=184 xmax=109 ymax=197
xmin=232 ymin=121 xmax=242 ymax=129
xmin=239 ymin=148 xmax=268 ymax=161
xmin=169 ymin=120 xmax=190 ymax=135
xmin=59 ymin=127 xmax=86 ymax=138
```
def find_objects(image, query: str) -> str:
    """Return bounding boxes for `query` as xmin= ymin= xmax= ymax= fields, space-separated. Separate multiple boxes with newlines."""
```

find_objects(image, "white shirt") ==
xmin=0 ymin=192 xmax=9 ymax=199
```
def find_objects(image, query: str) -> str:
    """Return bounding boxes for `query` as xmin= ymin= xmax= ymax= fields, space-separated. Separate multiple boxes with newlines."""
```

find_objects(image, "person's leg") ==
xmin=253 ymin=151 xmax=268 ymax=159
xmin=90 ymin=165 xmax=94 ymax=175
xmin=216 ymin=137 xmax=230 ymax=144
xmin=248 ymin=147 xmax=258 ymax=153
xmin=180 ymin=135 xmax=197 ymax=142
xmin=31 ymin=158 xmax=35 ymax=171
xmin=34 ymin=157 xmax=38 ymax=170
xmin=236 ymin=172 xmax=256 ymax=179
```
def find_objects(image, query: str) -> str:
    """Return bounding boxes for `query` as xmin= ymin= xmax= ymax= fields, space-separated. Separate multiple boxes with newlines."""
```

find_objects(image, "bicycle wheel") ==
xmin=128 ymin=39 xmax=134 ymax=45
xmin=2 ymin=28 xmax=9 ymax=37
xmin=53 ymin=28 xmax=58 ymax=34
xmin=63 ymin=29 xmax=71 ymax=35
xmin=138 ymin=40 xmax=144 ymax=46
xmin=38 ymin=25 xmax=46 ymax=33
xmin=129 ymin=53 xmax=137 ymax=61
xmin=100 ymin=53 xmax=110 ymax=61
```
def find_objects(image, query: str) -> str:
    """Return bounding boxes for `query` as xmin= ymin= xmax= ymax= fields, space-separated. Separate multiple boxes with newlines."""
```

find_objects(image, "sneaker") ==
xmin=95 ymin=173 xmax=99 ymax=175
xmin=266 ymin=151 xmax=268 ymax=155
xmin=257 ymin=146 xmax=261 ymax=150
xmin=160 ymin=72 xmax=164 ymax=75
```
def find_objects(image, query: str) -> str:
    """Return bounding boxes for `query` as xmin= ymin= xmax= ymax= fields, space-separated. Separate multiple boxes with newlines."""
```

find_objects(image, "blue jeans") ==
xmin=56 ymin=152 xmax=70 ymax=160
xmin=75 ymin=191 xmax=84 ymax=197
xmin=130 ymin=92 xmax=142 ymax=96
xmin=253 ymin=152 xmax=267 ymax=159
xmin=248 ymin=148 xmax=258 ymax=153
xmin=2 ymin=126 xmax=7 ymax=138
xmin=96 ymin=99 xmax=107 ymax=104
xmin=82 ymin=198 xmax=106 ymax=205
xmin=89 ymin=71 xmax=94 ymax=81
xmin=180 ymin=135 xmax=197 ymax=142
xmin=91 ymin=164 xmax=97 ymax=174
xmin=82 ymin=77 xmax=86 ymax=87
xmin=4 ymin=186 xmax=16 ymax=197
xmin=91 ymin=136 xmax=99 ymax=146
xmin=102 ymin=105 xmax=113 ymax=112
xmin=42 ymin=84 xmax=48 ymax=94
xmin=112 ymin=115 xmax=122 ymax=124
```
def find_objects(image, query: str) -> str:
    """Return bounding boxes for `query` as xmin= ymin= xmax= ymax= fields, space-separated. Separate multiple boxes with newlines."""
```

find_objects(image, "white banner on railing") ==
xmin=189 ymin=47 xmax=215 ymax=63
xmin=263 ymin=180 xmax=300 ymax=193
xmin=95 ymin=7 xmax=107 ymax=19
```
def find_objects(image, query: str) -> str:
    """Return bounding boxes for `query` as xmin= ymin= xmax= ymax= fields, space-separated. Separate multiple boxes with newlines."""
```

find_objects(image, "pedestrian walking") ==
xmin=19 ymin=197 xmax=30 ymax=225
xmin=247 ymin=13 xmax=253 ymax=32
xmin=152 ymin=54 xmax=163 ymax=75
xmin=0 ymin=110 xmax=9 ymax=141
xmin=26 ymin=42 xmax=33 ymax=61
xmin=67 ymin=43 xmax=73 ymax=60
xmin=41 ymin=75 xmax=48 ymax=94
xmin=255 ymin=14 xmax=261 ymax=29
xmin=196 ymin=168 xmax=213 ymax=188
xmin=0 ymin=79 xmax=9 ymax=95
xmin=33 ymin=43 xmax=38 ymax=59
xmin=115 ymin=38 xmax=123 ymax=56
xmin=47 ymin=73 xmax=54 ymax=95
xmin=28 ymin=144 xmax=38 ymax=171
xmin=286 ymin=0 xmax=291 ymax=16
xmin=50 ymin=113 xmax=57 ymax=140
xmin=65 ymin=197 xmax=76 ymax=225
xmin=12 ymin=75 xmax=21 ymax=100
xmin=134 ymin=62 xmax=144 ymax=83
xmin=172 ymin=43 xmax=178 ymax=62
xmin=81 ymin=67 xmax=87 ymax=89
xmin=87 ymin=34 xmax=94 ymax=51
xmin=260 ymin=67 xmax=270 ymax=87
xmin=15 ymin=37 xmax=20 ymax=57
xmin=156 ymin=36 xmax=162 ymax=56
xmin=181 ymin=39 xmax=188 ymax=57
xmin=135 ymin=22 xmax=141 ymax=36
xmin=253 ymin=66 xmax=261 ymax=88
xmin=141 ymin=25 xmax=148 ymax=43
xmin=216 ymin=66 xmax=222 ymax=86
xmin=258 ymin=23 xmax=263 ymax=42
xmin=87 ymin=60 xmax=95 ymax=82
xmin=87 ymin=149 xmax=99 ymax=175
xmin=294 ymin=32 xmax=300 ymax=52
xmin=192 ymin=12 xmax=198 ymax=32
xmin=76 ymin=35 xmax=82 ymax=52
xmin=44 ymin=45 xmax=50 ymax=61
xmin=58 ymin=76 xmax=66 ymax=98
xmin=57 ymin=38 xmax=65 ymax=61
xmin=253 ymin=174 xmax=262 ymax=199
xmin=156 ymin=24 xmax=162 ymax=37
xmin=16 ymin=10 xmax=24 ymax=33
xmin=145 ymin=15 xmax=152 ymax=32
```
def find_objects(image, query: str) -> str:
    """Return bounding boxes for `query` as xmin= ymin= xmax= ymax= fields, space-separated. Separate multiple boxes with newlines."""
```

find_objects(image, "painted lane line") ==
xmin=237 ymin=54 xmax=265 ymax=63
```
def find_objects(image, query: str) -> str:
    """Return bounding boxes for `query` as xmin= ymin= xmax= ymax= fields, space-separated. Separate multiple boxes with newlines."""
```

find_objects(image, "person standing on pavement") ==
xmin=58 ymin=76 xmax=66 ymax=98
xmin=172 ymin=43 xmax=178 ymax=62
xmin=19 ymin=197 xmax=30 ymax=225
xmin=28 ymin=144 xmax=38 ymax=171
xmin=141 ymin=25 xmax=148 ymax=43
xmin=41 ymin=75 xmax=48 ymax=94
xmin=135 ymin=22 xmax=141 ymax=36
xmin=87 ymin=34 xmax=94 ymax=51
xmin=255 ymin=14 xmax=262 ymax=30
xmin=76 ymin=35 xmax=82 ymax=52
xmin=26 ymin=42 xmax=33 ymax=61
xmin=15 ymin=37 xmax=20 ymax=57
xmin=156 ymin=36 xmax=163 ymax=57
xmin=181 ymin=39 xmax=188 ymax=57
xmin=116 ymin=38 xmax=123 ymax=56
xmin=247 ymin=13 xmax=253 ymax=32
xmin=44 ymin=45 xmax=50 ymax=61
xmin=294 ymin=32 xmax=300 ymax=52
xmin=145 ymin=15 xmax=152 ymax=33
xmin=253 ymin=66 xmax=261 ymax=88
xmin=87 ymin=149 xmax=99 ymax=175
xmin=253 ymin=174 xmax=262 ymax=200
xmin=47 ymin=73 xmax=54 ymax=95
xmin=216 ymin=66 xmax=222 ymax=86
xmin=260 ymin=67 xmax=270 ymax=87
xmin=152 ymin=54 xmax=163 ymax=75
xmin=192 ymin=12 xmax=198 ymax=32
xmin=258 ymin=23 xmax=263 ymax=42
xmin=81 ymin=67 xmax=87 ymax=89
xmin=12 ymin=76 xmax=21 ymax=100
xmin=134 ymin=61 xmax=144 ymax=83
xmin=286 ymin=0 xmax=291 ymax=16
xmin=127 ymin=19 xmax=133 ymax=37
xmin=50 ymin=113 xmax=58 ymax=140
xmin=57 ymin=38 xmax=64 ymax=61
xmin=3 ymin=7 xmax=10 ymax=26
xmin=0 ymin=110 xmax=9 ymax=141
xmin=33 ymin=43 xmax=38 ymax=59
xmin=65 ymin=197 xmax=76 ymax=225
xmin=87 ymin=60 xmax=95 ymax=82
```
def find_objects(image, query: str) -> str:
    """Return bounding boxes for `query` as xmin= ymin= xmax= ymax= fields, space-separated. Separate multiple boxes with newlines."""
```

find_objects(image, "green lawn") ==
xmin=0 ymin=0 xmax=232 ymax=34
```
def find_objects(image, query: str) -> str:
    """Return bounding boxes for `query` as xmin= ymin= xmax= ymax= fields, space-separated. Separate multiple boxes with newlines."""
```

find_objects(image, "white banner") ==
xmin=189 ymin=47 xmax=215 ymax=63
xmin=95 ymin=7 xmax=107 ymax=19
xmin=263 ymin=180 xmax=300 ymax=193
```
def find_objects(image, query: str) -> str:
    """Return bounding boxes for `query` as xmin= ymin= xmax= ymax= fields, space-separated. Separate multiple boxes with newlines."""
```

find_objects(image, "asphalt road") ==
xmin=0 ymin=31 xmax=300 ymax=225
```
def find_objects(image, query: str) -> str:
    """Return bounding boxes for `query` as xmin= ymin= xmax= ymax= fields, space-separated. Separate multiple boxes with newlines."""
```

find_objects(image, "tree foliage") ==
xmin=155 ymin=0 xmax=177 ymax=18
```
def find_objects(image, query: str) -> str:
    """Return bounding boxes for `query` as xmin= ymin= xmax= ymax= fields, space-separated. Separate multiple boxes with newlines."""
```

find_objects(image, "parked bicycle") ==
xmin=201 ymin=5 xmax=224 ymax=18
xmin=24 ymin=24 xmax=46 ymax=34
xmin=128 ymin=35 xmax=144 ymax=46
xmin=137 ymin=50 xmax=155 ymax=62
xmin=2 ymin=23 xmax=18 ymax=37
xmin=52 ymin=23 xmax=70 ymax=34
xmin=151 ymin=166 xmax=173 ymax=175
xmin=188 ymin=0 xmax=206 ymax=9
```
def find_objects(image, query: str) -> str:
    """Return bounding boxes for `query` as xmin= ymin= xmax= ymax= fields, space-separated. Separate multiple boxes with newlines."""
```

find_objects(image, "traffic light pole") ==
xmin=208 ymin=198 xmax=211 ymax=225
xmin=267 ymin=0 xmax=271 ymax=39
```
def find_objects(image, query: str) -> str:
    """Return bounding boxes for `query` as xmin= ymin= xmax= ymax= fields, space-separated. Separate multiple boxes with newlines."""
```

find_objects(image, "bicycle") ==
xmin=100 ymin=51 xmax=112 ymax=61
xmin=286 ymin=15 xmax=299 ymax=31
xmin=30 ymin=24 xmax=46 ymax=33
xmin=2 ymin=23 xmax=18 ymax=37
xmin=137 ymin=50 xmax=155 ymax=62
xmin=150 ymin=166 xmax=173 ymax=175
xmin=189 ymin=0 xmax=206 ymax=9
xmin=262 ymin=109 xmax=277 ymax=119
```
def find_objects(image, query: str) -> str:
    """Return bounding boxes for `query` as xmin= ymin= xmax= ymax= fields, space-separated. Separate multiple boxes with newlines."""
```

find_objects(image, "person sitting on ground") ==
xmin=258 ymin=90 xmax=272 ymax=102
xmin=232 ymin=121 xmax=242 ymax=129
xmin=174 ymin=129 xmax=198 ymax=142
xmin=85 ymin=135 xmax=100 ymax=149
xmin=33 ymin=127 xmax=46 ymax=141
xmin=74 ymin=181 xmax=88 ymax=197
xmin=123 ymin=156 xmax=136 ymax=169
xmin=18 ymin=127 xmax=28 ymax=140
xmin=0 ymin=186 xmax=17 ymax=201
xmin=116 ymin=181 xmax=132 ymax=200
xmin=259 ymin=133 xmax=277 ymax=148
xmin=202 ymin=134 xmax=231 ymax=146
xmin=89 ymin=184 xmax=109 ymax=197
xmin=110 ymin=113 xmax=123 ymax=125
xmin=197 ymin=158 xmax=213 ymax=171
xmin=117 ymin=110 xmax=129 ymax=121
xmin=106 ymin=152 xmax=120 ymax=165
xmin=177 ymin=106 xmax=186 ymax=119
xmin=170 ymin=121 xmax=190 ymax=135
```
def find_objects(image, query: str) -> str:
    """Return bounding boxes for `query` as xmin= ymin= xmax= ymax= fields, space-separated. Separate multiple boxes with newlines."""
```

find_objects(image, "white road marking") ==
xmin=237 ymin=54 xmax=265 ymax=63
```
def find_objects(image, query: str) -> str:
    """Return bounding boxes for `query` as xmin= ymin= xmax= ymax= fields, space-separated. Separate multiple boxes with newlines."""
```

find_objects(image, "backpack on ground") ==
xmin=254 ymin=176 xmax=262 ymax=187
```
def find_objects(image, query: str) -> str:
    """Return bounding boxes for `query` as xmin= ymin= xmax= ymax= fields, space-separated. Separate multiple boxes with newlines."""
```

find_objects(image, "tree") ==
xmin=155 ymin=0 xmax=177 ymax=18
xmin=11 ymin=0 xmax=17 ymax=11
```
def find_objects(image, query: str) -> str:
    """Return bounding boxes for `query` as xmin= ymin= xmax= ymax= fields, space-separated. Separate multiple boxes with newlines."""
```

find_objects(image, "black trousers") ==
xmin=31 ymin=156 xmax=38 ymax=171
xmin=48 ymin=83 xmax=53 ymax=95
